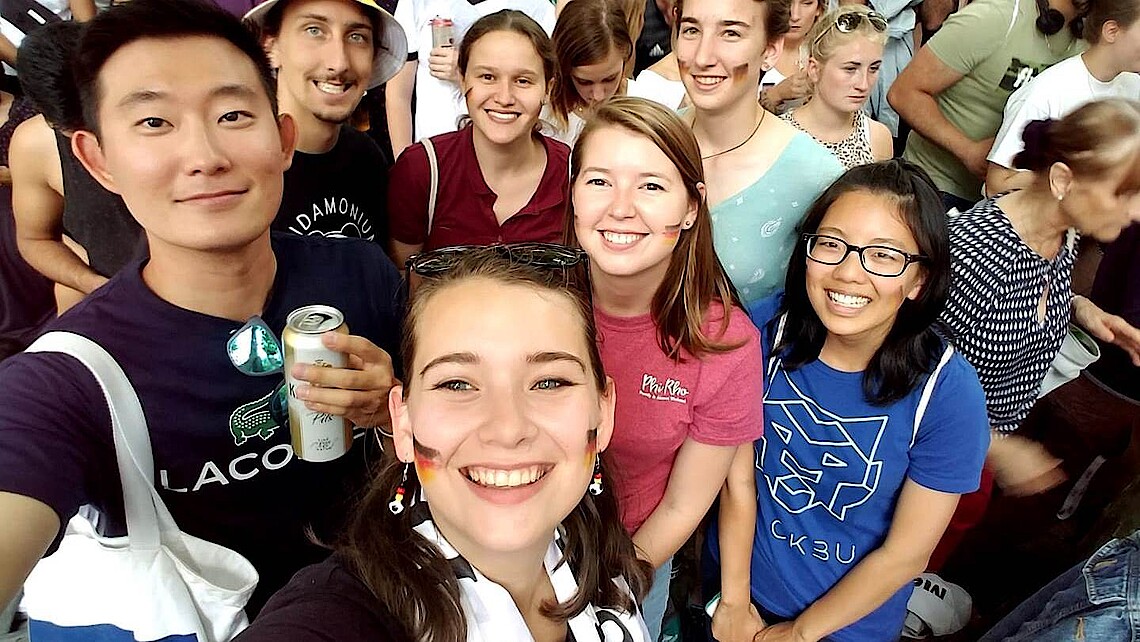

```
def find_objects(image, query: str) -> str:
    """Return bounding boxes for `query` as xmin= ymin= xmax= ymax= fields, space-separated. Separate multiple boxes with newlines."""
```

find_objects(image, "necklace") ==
xmin=701 ymin=110 xmax=766 ymax=160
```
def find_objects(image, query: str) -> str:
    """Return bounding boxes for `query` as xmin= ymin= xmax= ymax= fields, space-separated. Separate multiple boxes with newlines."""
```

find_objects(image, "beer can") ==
xmin=431 ymin=16 xmax=454 ymax=48
xmin=283 ymin=305 xmax=352 ymax=462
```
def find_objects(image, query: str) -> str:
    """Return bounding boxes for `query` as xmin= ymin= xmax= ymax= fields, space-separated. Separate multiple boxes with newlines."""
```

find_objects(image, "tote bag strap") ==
xmin=423 ymin=136 xmax=439 ymax=235
xmin=26 ymin=332 xmax=165 ymax=550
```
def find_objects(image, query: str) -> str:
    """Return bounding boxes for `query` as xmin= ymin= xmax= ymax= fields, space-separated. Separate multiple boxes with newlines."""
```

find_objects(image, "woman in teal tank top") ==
xmin=673 ymin=0 xmax=845 ymax=306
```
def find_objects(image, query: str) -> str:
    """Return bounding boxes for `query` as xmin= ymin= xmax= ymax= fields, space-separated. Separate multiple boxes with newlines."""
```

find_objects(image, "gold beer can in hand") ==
xmin=284 ymin=305 xmax=352 ymax=462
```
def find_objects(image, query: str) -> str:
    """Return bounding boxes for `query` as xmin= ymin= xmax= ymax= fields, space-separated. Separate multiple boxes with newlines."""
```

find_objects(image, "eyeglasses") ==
xmin=406 ymin=243 xmax=589 ymax=278
xmin=812 ymin=10 xmax=888 ymax=48
xmin=227 ymin=316 xmax=289 ymax=427
xmin=803 ymin=233 xmax=927 ymax=277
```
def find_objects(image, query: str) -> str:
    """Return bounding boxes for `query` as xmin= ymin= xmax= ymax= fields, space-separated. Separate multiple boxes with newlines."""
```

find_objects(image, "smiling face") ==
xmin=390 ymin=277 xmax=614 ymax=557
xmin=809 ymin=38 xmax=883 ymax=114
xmin=267 ymin=0 xmax=375 ymax=126
xmin=73 ymin=35 xmax=294 ymax=255
xmin=571 ymin=49 xmax=626 ymax=108
xmin=573 ymin=125 xmax=699 ymax=290
xmin=806 ymin=190 xmax=926 ymax=353
xmin=675 ymin=0 xmax=779 ymax=114
xmin=787 ymin=0 xmax=822 ymax=42
xmin=461 ymin=30 xmax=548 ymax=146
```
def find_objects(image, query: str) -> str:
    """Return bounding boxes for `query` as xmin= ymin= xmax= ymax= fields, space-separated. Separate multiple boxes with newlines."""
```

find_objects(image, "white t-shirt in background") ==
xmin=988 ymin=53 xmax=1140 ymax=170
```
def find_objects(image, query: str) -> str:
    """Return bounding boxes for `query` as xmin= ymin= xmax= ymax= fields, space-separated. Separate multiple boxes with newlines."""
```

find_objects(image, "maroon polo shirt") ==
xmin=388 ymin=125 xmax=570 ymax=250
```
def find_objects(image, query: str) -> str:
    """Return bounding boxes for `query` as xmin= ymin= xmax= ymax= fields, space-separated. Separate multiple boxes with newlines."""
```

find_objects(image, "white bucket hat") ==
xmin=244 ymin=0 xmax=408 ymax=89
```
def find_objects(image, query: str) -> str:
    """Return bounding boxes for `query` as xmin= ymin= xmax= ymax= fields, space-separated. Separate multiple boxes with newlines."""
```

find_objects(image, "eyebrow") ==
xmin=581 ymin=166 xmax=674 ymax=181
xmin=116 ymin=83 xmax=260 ymax=110
xmin=816 ymin=227 xmax=910 ymax=247
xmin=678 ymin=16 xmax=750 ymax=28
xmin=470 ymin=64 xmax=539 ymax=76
xmin=419 ymin=350 xmax=587 ymax=376
xmin=296 ymin=12 xmax=373 ymax=31
xmin=420 ymin=352 xmax=479 ymax=376
xmin=527 ymin=351 xmax=587 ymax=373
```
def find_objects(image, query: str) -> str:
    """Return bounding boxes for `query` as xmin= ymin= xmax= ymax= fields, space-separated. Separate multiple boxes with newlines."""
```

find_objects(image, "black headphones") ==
xmin=1034 ymin=0 xmax=1086 ymax=37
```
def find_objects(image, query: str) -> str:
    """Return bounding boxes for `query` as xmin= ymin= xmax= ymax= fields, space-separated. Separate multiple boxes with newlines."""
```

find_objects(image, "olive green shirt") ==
xmin=903 ymin=0 xmax=1084 ymax=200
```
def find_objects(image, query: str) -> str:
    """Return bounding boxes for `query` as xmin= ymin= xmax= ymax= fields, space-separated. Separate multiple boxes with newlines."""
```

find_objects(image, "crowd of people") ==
xmin=0 ymin=0 xmax=1138 ymax=640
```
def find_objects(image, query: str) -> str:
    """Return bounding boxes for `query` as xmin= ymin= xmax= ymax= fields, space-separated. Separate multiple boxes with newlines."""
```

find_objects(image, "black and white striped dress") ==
xmin=938 ymin=197 xmax=1076 ymax=434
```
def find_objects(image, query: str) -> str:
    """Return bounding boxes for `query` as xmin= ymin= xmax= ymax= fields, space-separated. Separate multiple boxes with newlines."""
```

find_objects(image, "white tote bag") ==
xmin=19 ymin=332 xmax=258 ymax=642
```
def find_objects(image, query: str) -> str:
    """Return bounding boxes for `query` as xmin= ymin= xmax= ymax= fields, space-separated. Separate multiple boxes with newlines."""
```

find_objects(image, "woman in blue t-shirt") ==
xmin=711 ymin=159 xmax=990 ymax=642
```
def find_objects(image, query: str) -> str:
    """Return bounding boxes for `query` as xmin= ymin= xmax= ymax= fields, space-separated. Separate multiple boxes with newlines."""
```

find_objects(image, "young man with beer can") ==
xmin=0 ymin=0 xmax=403 ymax=617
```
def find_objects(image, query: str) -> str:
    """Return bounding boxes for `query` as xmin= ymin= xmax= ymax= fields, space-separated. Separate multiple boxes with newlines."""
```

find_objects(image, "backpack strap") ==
xmin=912 ymin=344 xmax=956 ymax=448
xmin=765 ymin=313 xmax=789 ymax=386
xmin=422 ymin=137 xmax=439 ymax=236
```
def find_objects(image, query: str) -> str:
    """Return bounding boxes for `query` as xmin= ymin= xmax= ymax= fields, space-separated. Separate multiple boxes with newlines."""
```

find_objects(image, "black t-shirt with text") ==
xmin=275 ymin=126 xmax=390 ymax=248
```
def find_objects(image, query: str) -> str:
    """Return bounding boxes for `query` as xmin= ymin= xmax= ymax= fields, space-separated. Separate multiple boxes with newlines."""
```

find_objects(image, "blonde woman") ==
xmin=780 ymin=6 xmax=894 ymax=169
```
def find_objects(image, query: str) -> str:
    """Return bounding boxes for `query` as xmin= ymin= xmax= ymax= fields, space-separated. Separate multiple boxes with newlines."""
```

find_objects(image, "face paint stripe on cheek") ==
xmin=413 ymin=437 xmax=441 ymax=483
xmin=585 ymin=427 xmax=598 ymax=468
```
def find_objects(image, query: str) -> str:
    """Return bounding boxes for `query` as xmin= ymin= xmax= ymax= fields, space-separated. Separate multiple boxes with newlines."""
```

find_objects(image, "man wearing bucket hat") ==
xmin=244 ymin=0 xmax=407 ymax=245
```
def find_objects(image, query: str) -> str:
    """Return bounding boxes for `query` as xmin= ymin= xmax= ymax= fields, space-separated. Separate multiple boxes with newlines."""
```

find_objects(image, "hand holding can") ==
xmin=285 ymin=306 xmax=396 ymax=461
xmin=431 ymin=16 xmax=453 ymax=48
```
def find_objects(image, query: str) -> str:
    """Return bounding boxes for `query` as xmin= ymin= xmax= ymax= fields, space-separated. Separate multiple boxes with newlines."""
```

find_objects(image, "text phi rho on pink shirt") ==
xmin=595 ymin=301 xmax=766 ymax=534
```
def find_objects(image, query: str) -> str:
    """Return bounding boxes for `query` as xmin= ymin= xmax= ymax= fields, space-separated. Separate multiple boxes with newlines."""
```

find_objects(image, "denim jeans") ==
xmin=979 ymin=530 xmax=1140 ymax=641
xmin=642 ymin=557 xmax=673 ymax=642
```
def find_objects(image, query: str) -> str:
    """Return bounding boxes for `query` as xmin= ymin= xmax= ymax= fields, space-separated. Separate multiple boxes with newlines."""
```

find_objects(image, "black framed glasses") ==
xmin=812 ymin=10 xmax=889 ymax=48
xmin=803 ymin=233 xmax=927 ymax=277
xmin=226 ymin=316 xmax=289 ymax=427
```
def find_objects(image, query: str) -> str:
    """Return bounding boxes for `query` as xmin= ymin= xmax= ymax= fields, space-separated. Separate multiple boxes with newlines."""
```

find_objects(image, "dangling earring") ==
xmin=588 ymin=455 xmax=604 ymax=496
xmin=388 ymin=463 xmax=410 ymax=514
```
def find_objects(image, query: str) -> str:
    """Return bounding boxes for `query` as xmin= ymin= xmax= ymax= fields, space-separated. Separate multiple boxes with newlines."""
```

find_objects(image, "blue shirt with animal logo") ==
xmin=744 ymin=293 xmax=989 ymax=641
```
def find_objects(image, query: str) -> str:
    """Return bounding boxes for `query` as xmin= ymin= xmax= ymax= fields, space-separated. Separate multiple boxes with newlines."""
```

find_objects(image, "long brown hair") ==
xmin=337 ymin=247 xmax=652 ymax=642
xmin=549 ymin=0 xmax=634 ymax=129
xmin=564 ymin=96 xmax=744 ymax=360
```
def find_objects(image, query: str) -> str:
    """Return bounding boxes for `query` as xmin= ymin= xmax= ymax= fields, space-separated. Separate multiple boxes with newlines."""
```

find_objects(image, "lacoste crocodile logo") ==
xmin=230 ymin=388 xmax=280 ymax=446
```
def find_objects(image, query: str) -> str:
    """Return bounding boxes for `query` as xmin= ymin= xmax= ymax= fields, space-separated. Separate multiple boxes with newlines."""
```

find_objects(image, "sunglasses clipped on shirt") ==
xmin=812 ymin=10 xmax=889 ymax=49
xmin=226 ymin=316 xmax=289 ymax=427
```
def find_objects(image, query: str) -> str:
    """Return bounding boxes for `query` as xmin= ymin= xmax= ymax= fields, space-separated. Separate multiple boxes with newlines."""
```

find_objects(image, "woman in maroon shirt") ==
xmin=388 ymin=10 xmax=570 ymax=267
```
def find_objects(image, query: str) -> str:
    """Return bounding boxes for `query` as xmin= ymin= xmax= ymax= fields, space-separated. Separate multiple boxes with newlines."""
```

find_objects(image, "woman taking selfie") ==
xmin=567 ymin=96 xmax=765 ymax=640
xmin=712 ymin=160 xmax=990 ymax=642
xmin=676 ymin=0 xmax=844 ymax=306
xmin=237 ymin=244 xmax=652 ymax=641
xmin=780 ymin=6 xmax=894 ymax=170
xmin=388 ymin=11 xmax=569 ymax=268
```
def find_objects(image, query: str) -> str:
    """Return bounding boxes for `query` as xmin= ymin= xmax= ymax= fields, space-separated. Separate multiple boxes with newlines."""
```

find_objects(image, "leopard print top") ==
xmin=780 ymin=109 xmax=875 ymax=171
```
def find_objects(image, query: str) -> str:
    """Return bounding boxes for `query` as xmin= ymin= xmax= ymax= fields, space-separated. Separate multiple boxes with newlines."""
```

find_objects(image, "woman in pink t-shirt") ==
xmin=565 ymin=96 xmax=766 ymax=639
